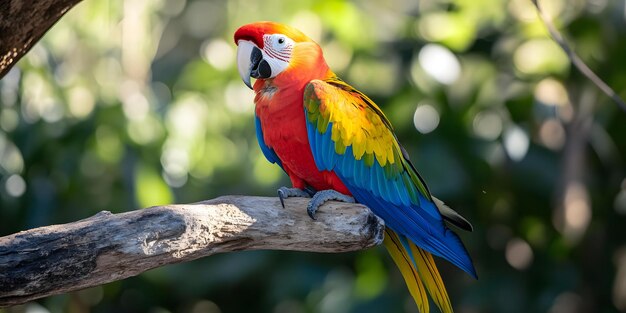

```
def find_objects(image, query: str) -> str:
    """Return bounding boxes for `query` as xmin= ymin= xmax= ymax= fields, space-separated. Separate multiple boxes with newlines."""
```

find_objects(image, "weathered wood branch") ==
xmin=0 ymin=195 xmax=384 ymax=307
xmin=0 ymin=0 xmax=83 ymax=78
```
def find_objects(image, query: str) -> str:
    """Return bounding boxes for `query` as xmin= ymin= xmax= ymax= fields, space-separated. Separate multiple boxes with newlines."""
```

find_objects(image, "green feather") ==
xmin=363 ymin=152 xmax=375 ymax=167
xmin=383 ymin=164 xmax=395 ymax=179
xmin=403 ymin=174 xmax=419 ymax=204
xmin=335 ymin=140 xmax=347 ymax=155
xmin=406 ymin=164 xmax=430 ymax=200
xmin=317 ymin=115 xmax=330 ymax=133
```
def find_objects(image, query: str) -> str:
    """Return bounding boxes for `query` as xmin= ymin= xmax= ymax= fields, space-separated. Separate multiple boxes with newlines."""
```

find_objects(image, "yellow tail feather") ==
xmin=384 ymin=229 xmax=453 ymax=313
xmin=384 ymin=229 xmax=429 ymax=312
xmin=409 ymin=242 xmax=453 ymax=313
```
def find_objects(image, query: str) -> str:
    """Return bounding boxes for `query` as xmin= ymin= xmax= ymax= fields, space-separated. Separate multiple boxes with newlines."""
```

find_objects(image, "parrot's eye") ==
xmin=267 ymin=34 xmax=292 ymax=51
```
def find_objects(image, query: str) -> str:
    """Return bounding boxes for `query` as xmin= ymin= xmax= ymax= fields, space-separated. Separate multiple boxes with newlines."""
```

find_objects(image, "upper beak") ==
xmin=237 ymin=40 xmax=257 ymax=89
xmin=237 ymin=40 xmax=272 ymax=89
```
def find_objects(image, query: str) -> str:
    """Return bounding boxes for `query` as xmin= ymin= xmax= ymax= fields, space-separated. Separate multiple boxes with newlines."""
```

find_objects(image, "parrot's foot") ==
xmin=307 ymin=190 xmax=355 ymax=220
xmin=277 ymin=187 xmax=311 ymax=208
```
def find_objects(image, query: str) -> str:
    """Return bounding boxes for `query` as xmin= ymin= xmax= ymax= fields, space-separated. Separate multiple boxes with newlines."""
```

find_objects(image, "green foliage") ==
xmin=1 ymin=0 xmax=625 ymax=312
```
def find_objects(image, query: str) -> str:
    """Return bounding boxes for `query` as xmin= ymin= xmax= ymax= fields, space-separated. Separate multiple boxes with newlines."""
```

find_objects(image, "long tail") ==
xmin=384 ymin=229 xmax=453 ymax=313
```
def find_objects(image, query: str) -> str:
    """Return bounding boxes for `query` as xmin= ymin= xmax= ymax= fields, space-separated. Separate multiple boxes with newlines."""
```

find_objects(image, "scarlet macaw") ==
xmin=234 ymin=21 xmax=476 ymax=312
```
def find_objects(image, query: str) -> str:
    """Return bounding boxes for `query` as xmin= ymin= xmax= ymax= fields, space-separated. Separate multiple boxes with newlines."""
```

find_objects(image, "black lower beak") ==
xmin=250 ymin=46 xmax=272 ymax=79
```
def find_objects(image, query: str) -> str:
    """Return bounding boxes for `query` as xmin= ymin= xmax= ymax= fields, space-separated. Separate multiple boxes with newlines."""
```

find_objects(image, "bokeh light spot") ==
xmin=535 ymin=78 xmax=568 ymax=107
xmin=24 ymin=303 xmax=50 ymax=313
xmin=503 ymin=125 xmax=529 ymax=161
xmin=224 ymin=82 xmax=254 ymax=114
xmin=121 ymin=85 xmax=150 ymax=121
xmin=201 ymin=39 xmax=234 ymax=71
xmin=322 ymin=40 xmax=353 ymax=73
xmin=507 ymin=0 xmax=538 ymax=22
xmin=472 ymin=111 xmax=503 ymax=140
xmin=559 ymin=182 xmax=591 ymax=243
xmin=505 ymin=238 xmax=533 ymax=270
xmin=539 ymin=119 xmax=565 ymax=150
xmin=5 ymin=174 xmax=26 ymax=197
xmin=68 ymin=86 xmax=95 ymax=119
xmin=413 ymin=103 xmax=440 ymax=134
xmin=0 ymin=133 xmax=24 ymax=174
xmin=549 ymin=292 xmax=583 ymax=313
xmin=514 ymin=39 xmax=569 ymax=75
xmin=0 ymin=108 xmax=19 ymax=132
xmin=190 ymin=300 xmax=222 ymax=313
xmin=161 ymin=145 xmax=190 ymax=188
xmin=290 ymin=11 xmax=322 ymax=43
xmin=416 ymin=13 xmax=476 ymax=51
xmin=418 ymin=44 xmax=461 ymax=85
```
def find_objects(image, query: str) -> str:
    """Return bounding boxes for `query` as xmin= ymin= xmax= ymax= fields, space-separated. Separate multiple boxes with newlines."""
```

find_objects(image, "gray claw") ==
xmin=277 ymin=187 xmax=311 ymax=208
xmin=278 ymin=189 xmax=287 ymax=208
xmin=307 ymin=190 xmax=355 ymax=220
xmin=307 ymin=205 xmax=317 ymax=220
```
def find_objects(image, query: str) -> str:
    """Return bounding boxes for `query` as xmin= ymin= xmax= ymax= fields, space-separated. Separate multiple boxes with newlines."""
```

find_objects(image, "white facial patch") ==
xmin=262 ymin=34 xmax=295 ymax=78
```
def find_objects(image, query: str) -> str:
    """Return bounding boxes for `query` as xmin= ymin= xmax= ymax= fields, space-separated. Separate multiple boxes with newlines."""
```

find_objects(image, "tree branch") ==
xmin=531 ymin=0 xmax=626 ymax=113
xmin=0 ymin=0 xmax=83 ymax=78
xmin=0 ymin=195 xmax=384 ymax=307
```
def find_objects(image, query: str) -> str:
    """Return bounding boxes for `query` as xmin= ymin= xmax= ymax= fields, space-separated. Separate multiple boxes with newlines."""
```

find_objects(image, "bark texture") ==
xmin=0 ymin=195 xmax=384 ymax=307
xmin=0 ymin=0 xmax=83 ymax=78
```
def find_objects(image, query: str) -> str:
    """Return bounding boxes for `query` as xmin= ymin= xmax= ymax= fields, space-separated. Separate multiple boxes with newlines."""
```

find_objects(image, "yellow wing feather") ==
xmin=305 ymin=78 xmax=400 ymax=169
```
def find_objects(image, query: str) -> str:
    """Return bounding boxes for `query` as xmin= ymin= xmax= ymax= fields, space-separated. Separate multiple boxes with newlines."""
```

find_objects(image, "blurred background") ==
xmin=1 ymin=0 xmax=625 ymax=312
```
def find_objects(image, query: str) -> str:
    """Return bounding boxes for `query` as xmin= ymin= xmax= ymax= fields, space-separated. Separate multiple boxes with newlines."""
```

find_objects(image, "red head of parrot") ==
xmin=234 ymin=21 xmax=331 ymax=90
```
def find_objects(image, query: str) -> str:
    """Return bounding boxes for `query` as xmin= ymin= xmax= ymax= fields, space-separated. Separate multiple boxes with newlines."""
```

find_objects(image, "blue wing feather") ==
xmin=255 ymin=114 xmax=283 ymax=170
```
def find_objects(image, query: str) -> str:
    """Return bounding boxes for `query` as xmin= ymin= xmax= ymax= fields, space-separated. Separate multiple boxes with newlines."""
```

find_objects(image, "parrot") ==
xmin=234 ymin=21 xmax=476 ymax=312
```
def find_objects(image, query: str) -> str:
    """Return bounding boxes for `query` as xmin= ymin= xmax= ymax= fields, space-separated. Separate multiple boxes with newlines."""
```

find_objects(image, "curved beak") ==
xmin=236 ymin=40 xmax=255 ymax=89
xmin=236 ymin=40 xmax=271 ymax=89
